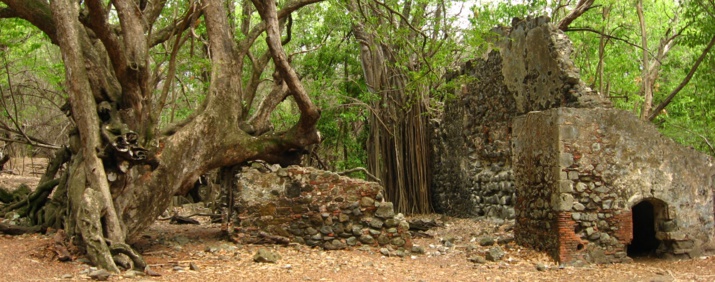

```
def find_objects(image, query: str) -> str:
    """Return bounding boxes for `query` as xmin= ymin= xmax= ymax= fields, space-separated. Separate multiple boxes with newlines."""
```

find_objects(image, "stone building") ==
xmin=431 ymin=16 xmax=607 ymax=218
xmin=432 ymin=16 xmax=715 ymax=264
xmin=514 ymin=108 xmax=715 ymax=264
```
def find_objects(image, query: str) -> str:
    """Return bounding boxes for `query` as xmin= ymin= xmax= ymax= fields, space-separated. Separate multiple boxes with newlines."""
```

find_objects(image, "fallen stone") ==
xmin=144 ymin=265 xmax=162 ymax=276
xmin=253 ymin=248 xmax=281 ymax=263
xmin=468 ymin=255 xmax=487 ymax=264
xmin=479 ymin=236 xmax=495 ymax=246
xmin=89 ymin=269 xmax=111 ymax=281
xmin=411 ymin=245 xmax=425 ymax=254
xmin=497 ymin=236 xmax=514 ymax=245
xmin=374 ymin=202 xmax=395 ymax=218
xmin=486 ymin=246 xmax=505 ymax=261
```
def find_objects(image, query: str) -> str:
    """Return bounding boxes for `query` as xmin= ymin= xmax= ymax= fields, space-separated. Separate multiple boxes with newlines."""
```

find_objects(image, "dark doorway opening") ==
xmin=627 ymin=200 xmax=661 ymax=257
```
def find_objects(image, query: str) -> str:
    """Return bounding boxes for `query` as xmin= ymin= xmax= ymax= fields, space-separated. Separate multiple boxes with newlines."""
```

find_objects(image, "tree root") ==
xmin=0 ymin=179 xmax=60 ymax=220
xmin=106 ymin=239 xmax=147 ymax=270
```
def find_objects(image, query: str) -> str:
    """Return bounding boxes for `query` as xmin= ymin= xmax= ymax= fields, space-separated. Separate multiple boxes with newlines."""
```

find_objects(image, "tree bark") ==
xmin=348 ymin=0 xmax=433 ymax=214
xmin=636 ymin=0 xmax=652 ymax=120
xmin=51 ymin=0 xmax=125 ymax=271
xmin=648 ymin=33 xmax=715 ymax=121
xmin=0 ymin=0 xmax=324 ymax=272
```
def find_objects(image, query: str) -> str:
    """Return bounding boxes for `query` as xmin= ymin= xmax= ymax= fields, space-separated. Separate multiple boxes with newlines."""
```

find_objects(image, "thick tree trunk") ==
xmin=1 ymin=0 xmax=322 ymax=272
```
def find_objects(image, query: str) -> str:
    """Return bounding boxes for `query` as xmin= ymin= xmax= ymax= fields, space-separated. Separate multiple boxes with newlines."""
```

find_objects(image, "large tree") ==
xmin=0 ymin=0 xmax=321 ymax=271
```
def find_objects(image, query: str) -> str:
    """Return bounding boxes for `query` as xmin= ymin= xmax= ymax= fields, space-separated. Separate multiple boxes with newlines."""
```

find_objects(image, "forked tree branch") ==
xmin=252 ymin=0 xmax=321 ymax=138
xmin=648 ymin=33 xmax=715 ymax=121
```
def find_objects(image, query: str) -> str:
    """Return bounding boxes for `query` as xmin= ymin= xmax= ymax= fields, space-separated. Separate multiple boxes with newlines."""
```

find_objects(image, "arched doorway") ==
xmin=627 ymin=199 xmax=663 ymax=257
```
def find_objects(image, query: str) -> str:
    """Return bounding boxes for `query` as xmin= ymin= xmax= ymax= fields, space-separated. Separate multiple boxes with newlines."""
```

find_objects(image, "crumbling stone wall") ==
xmin=229 ymin=164 xmax=412 ymax=253
xmin=513 ymin=108 xmax=715 ymax=264
xmin=433 ymin=15 xmax=714 ymax=265
xmin=432 ymin=16 xmax=608 ymax=218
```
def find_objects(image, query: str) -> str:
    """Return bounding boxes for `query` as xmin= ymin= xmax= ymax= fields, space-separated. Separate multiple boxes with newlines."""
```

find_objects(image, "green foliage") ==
xmin=0 ymin=17 xmax=67 ymax=156
xmin=463 ymin=0 xmax=714 ymax=155
xmin=465 ymin=0 xmax=549 ymax=55
xmin=565 ymin=0 xmax=715 ymax=155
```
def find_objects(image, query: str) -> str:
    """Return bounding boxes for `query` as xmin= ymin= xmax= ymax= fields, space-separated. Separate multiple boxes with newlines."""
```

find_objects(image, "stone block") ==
xmin=553 ymin=193 xmax=574 ymax=211
xmin=559 ymin=181 xmax=574 ymax=193
xmin=375 ymin=202 xmax=395 ymax=218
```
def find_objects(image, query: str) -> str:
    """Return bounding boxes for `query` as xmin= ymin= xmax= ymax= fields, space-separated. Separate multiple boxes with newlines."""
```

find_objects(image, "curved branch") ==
xmin=565 ymin=27 xmax=642 ymax=50
xmin=241 ymin=51 xmax=272 ymax=119
xmin=557 ymin=0 xmax=595 ymax=31
xmin=241 ymin=15 xmax=291 ymax=119
xmin=252 ymin=0 xmax=320 ymax=139
xmin=149 ymin=2 xmax=202 ymax=48
xmin=151 ymin=27 xmax=191 ymax=128
xmin=85 ymin=0 xmax=126 ymax=79
xmin=239 ymin=0 xmax=322 ymax=57
xmin=0 ymin=0 xmax=57 ymax=44
xmin=373 ymin=0 xmax=429 ymax=44
xmin=243 ymin=80 xmax=289 ymax=135
xmin=648 ymin=32 xmax=715 ymax=121
xmin=143 ymin=0 xmax=169 ymax=28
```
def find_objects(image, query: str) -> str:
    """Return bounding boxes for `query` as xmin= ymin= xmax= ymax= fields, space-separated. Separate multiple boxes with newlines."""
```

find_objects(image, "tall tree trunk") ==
xmin=51 ymin=0 xmax=125 ymax=270
xmin=636 ymin=0 xmax=653 ymax=120
xmin=0 ymin=0 xmax=322 ymax=271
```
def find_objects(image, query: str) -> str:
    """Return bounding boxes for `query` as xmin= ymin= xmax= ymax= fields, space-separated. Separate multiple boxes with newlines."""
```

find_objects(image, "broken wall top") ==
xmin=451 ymin=16 xmax=611 ymax=113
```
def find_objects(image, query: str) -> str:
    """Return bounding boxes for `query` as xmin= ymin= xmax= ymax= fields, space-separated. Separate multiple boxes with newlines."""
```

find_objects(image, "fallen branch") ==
xmin=337 ymin=167 xmax=381 ymax=183
xmin=0 ymin=222 xmax=44 ymax=235
xmin=169 ymin=215 xmax=200 ymax=225
xmin=157 ymin=213 xmax=221 ymax=221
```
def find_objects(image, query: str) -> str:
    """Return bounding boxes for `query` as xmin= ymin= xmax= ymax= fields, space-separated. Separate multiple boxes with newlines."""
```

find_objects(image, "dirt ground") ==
xmin=1 ymin=158 xmax=715 ymax=281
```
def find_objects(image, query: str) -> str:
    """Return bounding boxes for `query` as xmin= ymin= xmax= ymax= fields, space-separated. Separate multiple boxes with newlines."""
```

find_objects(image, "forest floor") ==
xmin=1 ymin=158 xmax=715 ymax=281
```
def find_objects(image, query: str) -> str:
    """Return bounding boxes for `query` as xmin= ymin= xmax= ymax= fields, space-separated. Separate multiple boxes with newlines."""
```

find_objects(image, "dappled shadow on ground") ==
xmin=1 ymin=215 xmax=715 ymax=281
xmin=0 ymin=159 xmax=713 ymax=281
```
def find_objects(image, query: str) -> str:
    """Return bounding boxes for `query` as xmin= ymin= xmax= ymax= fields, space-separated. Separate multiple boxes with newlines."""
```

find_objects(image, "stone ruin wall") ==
xmin=509 ymin=109 xmax=561 ymax=257
xmin=228 ymin=164 xmax=412 ymax=255
xmin=433 ymin=16 xmax=715 ymax=264
xmin=431 ymin=16 xmax=609 ymax=219
xmin=514 ymin=108 xmax=715 ymax=264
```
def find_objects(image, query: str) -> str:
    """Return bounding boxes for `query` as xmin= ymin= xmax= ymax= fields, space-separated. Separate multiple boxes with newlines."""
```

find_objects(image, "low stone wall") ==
xmin=229 ymin=164 xmax=412 ymax=252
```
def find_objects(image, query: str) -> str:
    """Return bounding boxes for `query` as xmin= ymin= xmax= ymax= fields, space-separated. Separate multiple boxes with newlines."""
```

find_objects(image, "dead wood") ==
xmin=0 ymin=222 xmax=44 ymax=235
xmin=0 ymin=154 xmax=9 ymax=170
xmin=337 ymin=167 xmax=381 ymax=183
xmin=169 ymin=215 xmax=200 ymax=225
xmin=408 ymin=218 xmax=443 ymax=231
xmin=52 ymin=229 xmax=72 ymax=262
